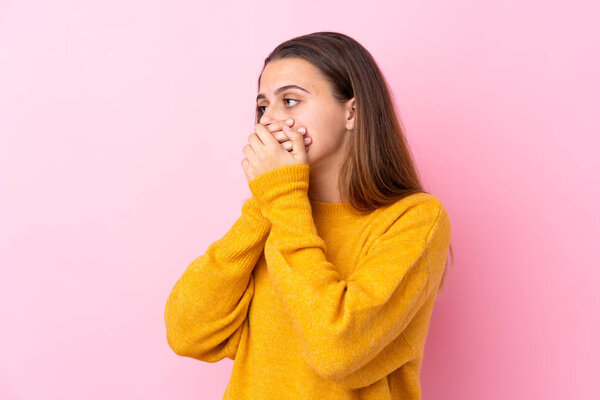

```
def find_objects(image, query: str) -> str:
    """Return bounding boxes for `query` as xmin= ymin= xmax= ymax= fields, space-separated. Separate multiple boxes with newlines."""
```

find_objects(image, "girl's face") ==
xmin=256 ymin=57 xmax=354 ymax=171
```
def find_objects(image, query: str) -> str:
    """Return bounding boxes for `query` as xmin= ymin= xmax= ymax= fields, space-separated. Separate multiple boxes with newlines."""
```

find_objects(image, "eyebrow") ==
xmin=256 ymin=84 xmax=311 ymax=102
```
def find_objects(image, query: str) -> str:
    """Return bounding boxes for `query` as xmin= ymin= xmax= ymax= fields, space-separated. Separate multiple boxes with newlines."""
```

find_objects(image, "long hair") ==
xmin=255 ymin=31 xmax=454 ymax=293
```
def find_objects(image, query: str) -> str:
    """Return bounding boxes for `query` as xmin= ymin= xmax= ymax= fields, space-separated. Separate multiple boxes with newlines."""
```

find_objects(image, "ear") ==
xmin=345 ymin=97 xmax=356 ymax=131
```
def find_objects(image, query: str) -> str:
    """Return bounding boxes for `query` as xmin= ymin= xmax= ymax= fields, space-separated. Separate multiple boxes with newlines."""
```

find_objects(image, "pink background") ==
xmin=1 ymin=1 xmax=598 ymax=399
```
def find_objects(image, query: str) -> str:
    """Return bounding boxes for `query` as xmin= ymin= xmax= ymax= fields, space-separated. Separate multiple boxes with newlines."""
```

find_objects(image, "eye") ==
xmin=256 ymin=98 xmax=300 ymax=113
xmin=284 ymin=98 xmax=299 ymax=107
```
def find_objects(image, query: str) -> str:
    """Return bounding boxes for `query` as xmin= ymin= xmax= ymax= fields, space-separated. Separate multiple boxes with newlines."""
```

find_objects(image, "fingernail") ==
xmin=298 ymin=127 xmax=306 ymax=133
xmin=304 ymin=137 xmax=311 ymax=143
xmin=285 ymin=119 xmax=293 ymax=125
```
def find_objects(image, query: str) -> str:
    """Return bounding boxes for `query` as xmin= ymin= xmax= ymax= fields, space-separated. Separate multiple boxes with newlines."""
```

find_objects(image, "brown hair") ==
xmin=255 ymin=31 xmax=454 ymax=293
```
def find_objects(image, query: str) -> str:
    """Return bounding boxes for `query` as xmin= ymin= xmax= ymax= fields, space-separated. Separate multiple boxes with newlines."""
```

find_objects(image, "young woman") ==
xmin=165 ymin=31 xmax=454 ymax=399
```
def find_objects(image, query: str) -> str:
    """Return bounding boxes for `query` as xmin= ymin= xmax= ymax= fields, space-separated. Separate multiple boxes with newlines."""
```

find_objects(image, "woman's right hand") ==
xmin=264 ymin=119 xmax=311 ymax=152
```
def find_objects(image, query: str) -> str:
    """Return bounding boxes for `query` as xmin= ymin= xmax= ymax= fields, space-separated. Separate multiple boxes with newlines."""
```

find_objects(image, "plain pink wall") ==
xmin=1 ymin=1 xmax=598 ymax=399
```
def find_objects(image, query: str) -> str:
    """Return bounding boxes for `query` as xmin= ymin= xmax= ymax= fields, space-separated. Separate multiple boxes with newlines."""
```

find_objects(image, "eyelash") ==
xmin=257 ymin=98 xmax=299 ymax=113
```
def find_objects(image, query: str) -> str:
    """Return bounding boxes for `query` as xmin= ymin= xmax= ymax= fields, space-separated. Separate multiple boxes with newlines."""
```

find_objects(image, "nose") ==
xmin=259 ymin=106 xmax=287 ymax=126
xmin=259 ymin=114 xmax=271 ymax=125
xmin=259 ymin=112 xmax=276 ymax=126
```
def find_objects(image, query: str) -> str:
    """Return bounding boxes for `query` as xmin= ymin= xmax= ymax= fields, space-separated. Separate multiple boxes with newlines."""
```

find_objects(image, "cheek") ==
xmin=306 ymin=130 xmax=337 ymax=155
xmin=294 ymin=105 xmax=340 ymax=145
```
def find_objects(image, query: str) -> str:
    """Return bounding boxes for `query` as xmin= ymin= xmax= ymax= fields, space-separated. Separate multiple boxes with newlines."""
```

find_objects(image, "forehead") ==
xmin=259 ymin=58 xmax=324 ymax=93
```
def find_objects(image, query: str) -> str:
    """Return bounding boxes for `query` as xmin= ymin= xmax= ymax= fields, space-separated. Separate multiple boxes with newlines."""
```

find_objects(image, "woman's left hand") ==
xmin=242 ymin=122 xmax=308 ymax=182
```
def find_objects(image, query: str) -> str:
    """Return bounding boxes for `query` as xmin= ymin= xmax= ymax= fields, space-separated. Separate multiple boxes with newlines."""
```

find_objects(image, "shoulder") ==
xmin=370 ymin=192 xmax=451 ymax=243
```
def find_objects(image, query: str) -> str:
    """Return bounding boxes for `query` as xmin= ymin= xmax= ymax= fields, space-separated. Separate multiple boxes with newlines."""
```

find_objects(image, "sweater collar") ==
xmin=308 ymin=198 xmax=359 ymax=219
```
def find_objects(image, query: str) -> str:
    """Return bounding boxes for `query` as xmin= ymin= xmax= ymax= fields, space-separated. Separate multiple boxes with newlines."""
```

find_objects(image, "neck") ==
xmin=308 ymin=164 xmax=344 ymax=203
xmin=307 ymin=133 xmax=350 ymax=203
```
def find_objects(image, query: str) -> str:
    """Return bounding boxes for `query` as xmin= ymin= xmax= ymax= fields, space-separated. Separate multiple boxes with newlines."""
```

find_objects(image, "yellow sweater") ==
xmin=164 ymin=163 xmax=452 ymax=399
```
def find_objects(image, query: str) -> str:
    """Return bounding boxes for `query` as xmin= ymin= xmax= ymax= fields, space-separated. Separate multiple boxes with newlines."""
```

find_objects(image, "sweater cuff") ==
xmin=248 ymin=164 xmax=314 ymax=231
xmin=241 ymin=196 xmax=271 ymax=232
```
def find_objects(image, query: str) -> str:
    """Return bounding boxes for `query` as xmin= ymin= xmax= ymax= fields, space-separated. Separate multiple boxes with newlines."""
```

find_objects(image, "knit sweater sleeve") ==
xmin=164 ymin=196 xmax=271 ymax=362
xmin=248 ymin=164 xmax=451 ymax=389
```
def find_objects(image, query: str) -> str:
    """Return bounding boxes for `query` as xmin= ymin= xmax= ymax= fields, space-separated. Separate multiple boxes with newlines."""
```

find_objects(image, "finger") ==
xmin=241 ymin=158 xmax=252 ymax=181
xmin=266 ymin=118 xmax=294 ymax=133
xmin=272 ymin=127 xmax=307 ymax=144
xmin=254 ymin=123 xmax=280 ymax=147
xmin=283 ymin=125 xmax=306 ymax=155
xmin=247 ymin=132 xmax=263 ymax=150
xmin=282 ymin=135 xmax=311 ymax=150
xmin=270 ymin=130 xmax=289 ymax=142
xmin=242 ymin=143 xmax=254 ymax=158
xmin=266 ymin=123 xmax=296 ymax=143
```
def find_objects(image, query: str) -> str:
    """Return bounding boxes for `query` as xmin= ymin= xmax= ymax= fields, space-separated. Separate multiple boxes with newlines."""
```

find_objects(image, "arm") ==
xmin=248 ymin=164 xmax=451 ymax=388
xmin=164 ymin=196 xmax=270 ymax=362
